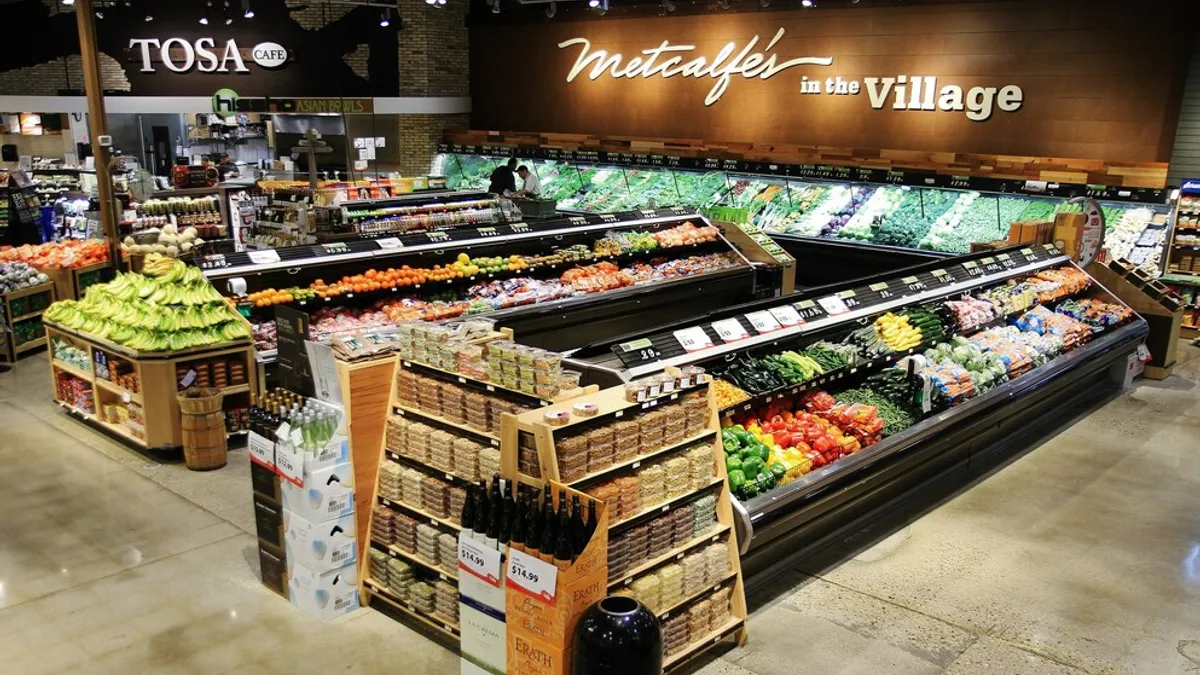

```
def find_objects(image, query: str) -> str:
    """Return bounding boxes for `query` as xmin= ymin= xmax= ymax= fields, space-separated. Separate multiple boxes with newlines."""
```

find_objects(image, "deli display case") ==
xmin=564 ymin=244 xmax=1147 ymax=577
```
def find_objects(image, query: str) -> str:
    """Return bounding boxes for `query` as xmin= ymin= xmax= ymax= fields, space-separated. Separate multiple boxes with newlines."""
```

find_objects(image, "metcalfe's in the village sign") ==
xmin=558 ymin=28 xmax=1024 ymax=121
xmin=469 ymin=1 xmax=1196 ymax=163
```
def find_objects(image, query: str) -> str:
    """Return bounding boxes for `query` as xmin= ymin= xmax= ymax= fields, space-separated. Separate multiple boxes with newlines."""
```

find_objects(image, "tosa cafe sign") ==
xmin=558 ymin=28 xmax=1024 ymax=122
xmin=129 ymin=37 xmax=289 ymax=74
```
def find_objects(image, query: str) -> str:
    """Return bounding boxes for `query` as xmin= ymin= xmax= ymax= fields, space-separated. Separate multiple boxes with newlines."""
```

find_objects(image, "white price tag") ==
xmin=711 ymin=318 xmax=749 ymax=343
xmin=457 ymin=532 xmax=503 ymax=587
xmin=673 ymin=326 xmax=714 ymax=353
xmin=817 ymin=295 xmax=850 ymax=316
xmin=768 ymin=305 xmax=803 ymax=327
xmin=505 ymin=548 xmax=558 ymax=603
xmin=376 ymin=237 xmax=403 ymax=250
xmin=274 ymin=442 xmax=303 ymax=487
xmin=248 ymin=431 xmax=275 ymax=468
xmin=744 ymin=310 xmax=781 ymax=334
xmin=248 ymin=249 xmax=281 ymax=265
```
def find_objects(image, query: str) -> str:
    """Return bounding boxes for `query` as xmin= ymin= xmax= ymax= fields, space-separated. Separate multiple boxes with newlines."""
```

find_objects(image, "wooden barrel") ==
xmin=181 ymin=411 xmax=227 ymax=471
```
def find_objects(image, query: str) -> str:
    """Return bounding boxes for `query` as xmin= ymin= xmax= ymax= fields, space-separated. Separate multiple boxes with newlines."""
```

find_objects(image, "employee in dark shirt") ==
xmin=488 ymin=158 xmax=517 ymax=195
xmin=216 ymin=153 xmax=239 ymax=181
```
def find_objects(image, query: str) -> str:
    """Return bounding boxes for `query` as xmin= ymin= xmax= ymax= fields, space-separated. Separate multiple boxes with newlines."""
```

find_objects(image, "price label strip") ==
xmin=817 ymin=295 xmax=850 ymax=316
xmin=836 ymin=289 xmax=859 ymax=309
xmin=614 ymin=337 xmax=663 ymax=366
xmin=247 ymin=249 xmax=281 ymax=265
xmin=376 ymin=237 xmax=403 ymax=250
xmin=673 ymin=326 xmax=714 ymax=353
xmin=962 ymin=261 xmax=982 ymax=277
xmin=902 ymin=276 xmax=926 ymax=292
xmin=868 ymin=281 xmax=893 ymax=300
xmin=794 ymin=299 xmax=826 ymax=321
xmin=711 ymin=318 xmax=750 ymax=343
xmin=768 ymin=304 xmax=804 ymax=327
xmin=744 ymin=310 xmax=782 ymax=334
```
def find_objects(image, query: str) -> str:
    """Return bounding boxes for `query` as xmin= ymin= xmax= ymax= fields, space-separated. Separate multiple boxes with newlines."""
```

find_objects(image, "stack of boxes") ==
xmin=248 ymin=401 xmax=359 ymax=621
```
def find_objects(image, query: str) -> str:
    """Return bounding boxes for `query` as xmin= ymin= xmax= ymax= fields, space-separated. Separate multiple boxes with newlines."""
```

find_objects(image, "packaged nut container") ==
xmin=680 ymin=366 xmax=705 ymax=387
xmin=560 ymin=370 xmax=582 ymax=390
xmin=624 ymin=381 xmax=646 ymax=403
xmin=532 ymin=350 xmax=562 ymax=372
xmin=644 ymin=375 xmax=664 ymax=399
xmin=659 ymin=371 xmax=678 ymax=394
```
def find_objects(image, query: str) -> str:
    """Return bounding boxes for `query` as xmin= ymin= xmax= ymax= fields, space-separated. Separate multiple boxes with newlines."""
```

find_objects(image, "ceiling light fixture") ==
xmin=200 ymin=0 xmax=211 ymax=24
xmin=242 ymin=0 xmax=254 ymax=17
xmin=380 ymin=8 xmax=391 ymax=25
xmin=660 ymin=0 xmax=675 ymax=11
xmin=491 ymin=0 xmax=500 ymax=13
xmin=61 ymin=0 xmax=74 ymax=5
xmin=588 ymin=0 xmax=609 ymax=9
xmin=545 ymin=0 xmax=555 ymax=16
xmin=144 ymin=13 xmax=153 ymax=20
xmin=94 ymin=9 xmax=103 ymax=17
xmin=718 ymin=0 xmax=731 ymax=8
xmin=801 ymin=0 xmax=814 ymax=5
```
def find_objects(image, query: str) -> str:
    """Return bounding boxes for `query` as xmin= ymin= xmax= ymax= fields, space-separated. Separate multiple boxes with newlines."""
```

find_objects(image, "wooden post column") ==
xmin=74 ymin=0 xmax=122 ymax=270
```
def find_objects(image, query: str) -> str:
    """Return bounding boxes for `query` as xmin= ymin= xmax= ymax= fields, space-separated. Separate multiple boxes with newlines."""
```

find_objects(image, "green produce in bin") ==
xmin=740 ymin=479 xmax=760 ymax=499
xmin=728 ymin=469 xmax=747 ymax=492
xmin=726 ymin=455 xmax=743 ymax=474
xmin=742 ymin=456 xmax=764 ymax=479
xmin=756 ymin=471 xmax=776 ymax=492
xmin=768 ymin=462 xmax=787 ymax=481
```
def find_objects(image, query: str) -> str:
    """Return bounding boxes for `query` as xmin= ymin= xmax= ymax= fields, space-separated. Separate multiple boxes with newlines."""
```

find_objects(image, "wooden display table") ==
xmin=1 ymin=281 xmax=56 ymax=362
xmin=45 ymin=320 xmax=257 ymax=453
xmin=39 ymin=262 xmax=113 ymax=301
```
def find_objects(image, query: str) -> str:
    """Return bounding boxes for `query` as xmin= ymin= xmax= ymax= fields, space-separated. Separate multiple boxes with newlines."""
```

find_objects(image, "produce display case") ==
xmin=433 ymin=150 xmax=1172 ymax=258
xmin=564 ymin=244 xmax=1148 ymax=576
xmin=200 ymin=208 xmax=764 ymax=358
xmin=499 ymin=375 xmax=748 ymax=671
xmin=1 ymin=281 xmax=56 ymax=361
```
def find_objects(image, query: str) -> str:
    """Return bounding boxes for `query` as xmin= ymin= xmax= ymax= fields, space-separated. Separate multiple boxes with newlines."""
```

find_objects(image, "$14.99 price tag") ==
xmin=505 ymin=548 xmax=557 ymax=603
xmin=457 ymin=532 xmax=503 ymax=587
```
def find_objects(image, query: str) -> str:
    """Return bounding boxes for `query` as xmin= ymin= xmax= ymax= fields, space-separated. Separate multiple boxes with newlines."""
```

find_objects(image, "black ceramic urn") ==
xmin=571 ymin=595 xmax=663 ymax=675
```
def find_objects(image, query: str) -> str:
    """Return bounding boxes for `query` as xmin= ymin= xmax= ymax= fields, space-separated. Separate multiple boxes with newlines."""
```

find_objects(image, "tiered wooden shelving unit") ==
xmin=359 ymin=334 xmax=594 ymax=644
xmin=501 ymin=375 xmax=749 ymax=671
xmin=1 ymin=281 xmax=55 ymax=361
xmin=45 ymin=320 xmax=256 ymax=451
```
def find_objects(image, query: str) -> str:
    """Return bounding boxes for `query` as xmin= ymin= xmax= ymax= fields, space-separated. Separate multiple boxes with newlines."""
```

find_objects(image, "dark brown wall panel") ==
xmin=469 ymin=0 xmax=1197 ymax=163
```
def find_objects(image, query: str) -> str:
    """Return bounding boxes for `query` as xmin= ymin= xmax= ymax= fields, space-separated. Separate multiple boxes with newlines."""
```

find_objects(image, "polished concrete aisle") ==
xmin=2 ymin=346 xmax=1199 ymax=675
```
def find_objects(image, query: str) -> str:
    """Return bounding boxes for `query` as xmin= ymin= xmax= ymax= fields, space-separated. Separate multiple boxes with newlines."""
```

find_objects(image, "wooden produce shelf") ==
xmin=609 ymin=524 xmax=731 ymax=589
xmin=384 ymin=450 xmax=476 ymax=488
xmin=38 ymin=261 xmax=112 ymax=302
xmin=1 ymin=281 xmax=55 ymax=362
xmin=45 ymin=323 xmax=257 ymax=451
xmin=371 ymin=539 xmax=457 ymax=581
xmin=393 ymin=403 xmax=501 ymax=446
xmin=664 ymin=618 xmax=746 ymax=671
xmin=377 ymin=496 xmax=461 ymax=532
xmin=362 ymin=578 xmax=460 ymax=638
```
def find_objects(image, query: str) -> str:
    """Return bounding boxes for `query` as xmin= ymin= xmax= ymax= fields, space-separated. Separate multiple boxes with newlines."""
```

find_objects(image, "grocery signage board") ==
xmin=559 ymin=30 xmax=1024 ymax=121
xmin=469 ymin=0 xmax=1197 ymax=163
xmin=0 ymin=0 xmax=398 ymax=98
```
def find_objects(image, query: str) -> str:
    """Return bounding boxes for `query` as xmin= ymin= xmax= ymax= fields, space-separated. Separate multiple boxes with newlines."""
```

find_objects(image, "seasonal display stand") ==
xmin=45 ymin=320 xmax=256 ymax=452
xmin=502 ymin=374 xmax=749 ymax=672
xmin=359 ymin=330 xmax=593 ymax=643
xmin=1 ymin=281 xmax=55 ymax=361
xmin=1087 ymin=260 xmax=1183 ymax=379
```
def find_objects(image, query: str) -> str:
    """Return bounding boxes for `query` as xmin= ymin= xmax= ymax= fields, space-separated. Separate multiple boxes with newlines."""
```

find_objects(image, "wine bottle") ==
xmin=509 ymin=491 xmax=528 ymax=553
xmin=473 ymin=484 xmax=489 ymax=545
xmin=554 ymin=496 xmax=574 ymax=570
xmin=460 ymin=485 xmax=475 ymax=535
xmin=538 ymin=501 xmax=557 ymax=564
xmin=524 ymin=490 xmax=542 ymax=555
xmin=584 ymin=497 xmax=598 ymax=546
xmin=570 ymin=494 xmax=587 ymax=557
xmin=485 ymin=484 xmax=502 ymax=550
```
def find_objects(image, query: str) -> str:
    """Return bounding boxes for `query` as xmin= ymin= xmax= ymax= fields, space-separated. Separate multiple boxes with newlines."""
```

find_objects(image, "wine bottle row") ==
xmin=462 ymin=474 xmax=599 ymax=570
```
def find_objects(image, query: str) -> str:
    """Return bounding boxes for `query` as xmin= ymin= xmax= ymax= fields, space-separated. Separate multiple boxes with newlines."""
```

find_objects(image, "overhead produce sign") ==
xmin=559 ymin=28 xmax=1023 ymax=120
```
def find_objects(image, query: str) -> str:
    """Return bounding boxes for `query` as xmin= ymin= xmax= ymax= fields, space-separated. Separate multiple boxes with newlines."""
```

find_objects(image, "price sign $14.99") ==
xmin=505 ymin=548 xmax=558 ymax=603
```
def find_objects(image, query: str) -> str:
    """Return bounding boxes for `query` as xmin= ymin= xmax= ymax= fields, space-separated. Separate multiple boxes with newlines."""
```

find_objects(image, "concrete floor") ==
xmin=2 ymin=344 xmax=1199 ymax=675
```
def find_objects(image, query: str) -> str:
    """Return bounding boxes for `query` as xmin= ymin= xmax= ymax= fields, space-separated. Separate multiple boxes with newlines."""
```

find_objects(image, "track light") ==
xmin=380 ymin=8 xmax=391 ymax=25
xmin=545 ymin=0 xmax=555 ymax=16
xmin=718 ymin=0 xmax=731 ymax=8
xmin=491 ymin=0 xmax=500 ymax=13
xmin=200 ymin=0 xmax=211 ymax=24
xmin=801 ymin=0 xmax=814 ymax=5
xmin=760 ymin=0 xmax=770 ymax=6
xmin=61 ymin=0 xmax=74 ymax=5
xmin=94 ymin=10 xmax=103 ymax=18
xmin=425 ymin=0 xmax=436 ymax=5
xmin=144 ymin=13 xmax=153 ymax=20
xmin=660 ymin=0 xmax=675 ymax=10
xmin=588 ymin=0 xmax=608 ymax=8
xmin=242 ymin=0 xmax=254 ymax=17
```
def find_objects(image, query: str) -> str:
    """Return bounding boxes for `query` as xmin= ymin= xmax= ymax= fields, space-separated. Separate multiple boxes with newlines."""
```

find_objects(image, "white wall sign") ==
xmin=557 ymin=28 xmax=1024 ymax=120
xmin=130 ymin=38 xmax=290 ymax=74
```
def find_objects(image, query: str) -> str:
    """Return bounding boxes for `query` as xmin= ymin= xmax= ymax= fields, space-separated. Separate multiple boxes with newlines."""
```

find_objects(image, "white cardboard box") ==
xmin=280 ymin=462 xmax=355 ymax=523
xmin=288 ymin=559 xmax=359 ymax=621
xmin=283 ymin=510 xmax=357 ymax=573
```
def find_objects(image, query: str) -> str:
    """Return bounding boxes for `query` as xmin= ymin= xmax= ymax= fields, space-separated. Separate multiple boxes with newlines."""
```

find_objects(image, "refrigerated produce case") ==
xmin=433 ymin=150 xmax=1172 ymax=260
xmin=200 ymin=207 xmax=767 ymax=358
xmin=564 ymin=244 xmax=1147 ymax=577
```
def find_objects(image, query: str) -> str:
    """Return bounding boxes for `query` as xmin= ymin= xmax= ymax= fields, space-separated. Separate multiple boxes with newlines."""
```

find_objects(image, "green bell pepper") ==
xmin=725 ymin=455 xmax=743 ymax=474
xmin=727 ymin=469 xmax=747 ymax=491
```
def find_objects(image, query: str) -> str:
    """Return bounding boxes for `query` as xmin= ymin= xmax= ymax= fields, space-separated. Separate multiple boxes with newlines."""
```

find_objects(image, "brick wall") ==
xmin=395 ymin=3 xmax=469 ymax=176
xmin=397 ymin=3 xmax=469 ymax=97
xmin=0 ymin=53 xmax=129 ymax=96
xmin=399 ymin=112 xmax=469 ymax=176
